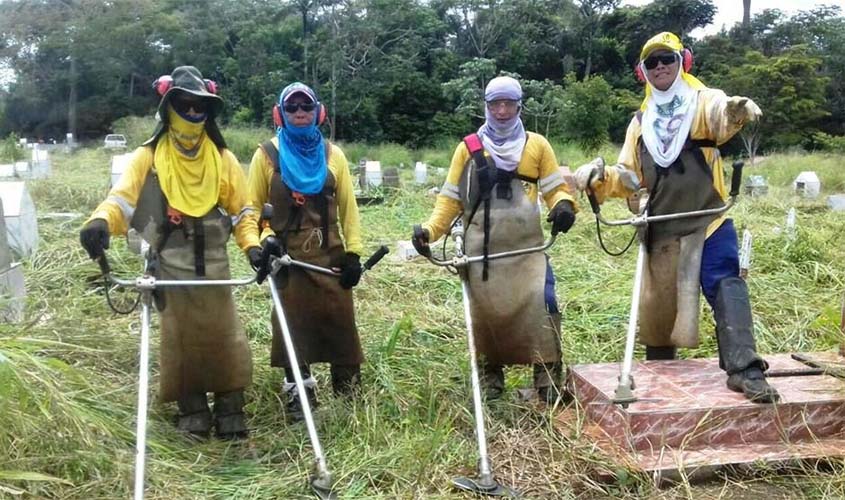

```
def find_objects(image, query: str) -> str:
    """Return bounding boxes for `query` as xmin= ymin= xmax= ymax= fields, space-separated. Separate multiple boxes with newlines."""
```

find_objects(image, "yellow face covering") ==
xmin=153 ymin=107 xmax=222 ymax=217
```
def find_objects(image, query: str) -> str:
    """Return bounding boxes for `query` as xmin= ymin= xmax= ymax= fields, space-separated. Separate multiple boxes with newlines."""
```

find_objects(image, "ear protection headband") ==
xmin=152 ymin=75 xmax=219 ymax=96
xmin=272 ymin=100 xmax=327 ymax=128
xmin=635 ymin=48 xmax=694 ymax=83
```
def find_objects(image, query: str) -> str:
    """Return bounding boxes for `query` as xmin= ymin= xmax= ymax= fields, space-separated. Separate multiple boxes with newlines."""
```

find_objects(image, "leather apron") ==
xmin=637 ymin=139 xmax=724 ymax=348
xmin=130 ymin=168 xmax=252 ymax=402
xmin=458 ymin=160 xmax=561 ymax=366
xmin=267 ymin=169 xmax=363 ymax=367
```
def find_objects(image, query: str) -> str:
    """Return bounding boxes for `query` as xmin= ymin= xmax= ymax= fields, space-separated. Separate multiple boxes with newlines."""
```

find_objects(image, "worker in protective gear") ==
xmin=79 ymin=66 xmax=256 ymax=438
xmin=412 ymin=76 xmax=577 ymax=403
xmin=573 ymin=32 xmax=778 ymax=403
xmin=246 ymin=82 xmax=364 ymax=422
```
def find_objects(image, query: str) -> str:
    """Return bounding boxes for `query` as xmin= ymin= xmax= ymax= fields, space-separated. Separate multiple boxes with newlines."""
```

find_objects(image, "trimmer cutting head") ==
xmin=451 ymin=476 xmax=518 ymax=497
xmin=310 ymin=473 xmax=337 ymax=500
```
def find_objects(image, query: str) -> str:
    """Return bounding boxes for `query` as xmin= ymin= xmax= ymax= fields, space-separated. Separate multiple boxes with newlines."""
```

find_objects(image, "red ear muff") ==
xmin=153 ymin=75 xmax=173 ymax=96
xmin=634 ymin=63 xmax=646 ymax=83
xmin=272 ymin=104 xmax=284 ymax=128
xmin=316 ymin=104 xmax=327 ymax=126
xmin=203 ymin=79 xmax=218 ymax=94
xmin=682 ymin=48 xmax=693 ymax=73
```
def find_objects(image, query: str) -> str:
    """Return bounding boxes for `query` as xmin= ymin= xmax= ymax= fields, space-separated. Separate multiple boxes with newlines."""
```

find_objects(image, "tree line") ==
xmin=0 ymin=0 xmax=842 ymax=153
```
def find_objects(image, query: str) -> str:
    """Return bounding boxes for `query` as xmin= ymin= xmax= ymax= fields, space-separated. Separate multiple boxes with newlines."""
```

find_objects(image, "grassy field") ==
xmin=1 ymin=142 xmax=844 ymax=499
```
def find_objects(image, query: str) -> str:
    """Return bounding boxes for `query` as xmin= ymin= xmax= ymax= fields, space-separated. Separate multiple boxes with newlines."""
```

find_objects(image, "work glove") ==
xmin=573 ymin=157 xmax=605 ymax=192
xmin=79 ymin=218 xmax=110 ymax=259
xmin=411 ymin=224 xmax=431 ymax=258
xmin=547 ymin=200 xmax=576 ymax=235
xmin=247 ymin=246 xmax=262 ymax=270
xmin=339 ymin=252 xmax=362 ymax=289
xmin=255 ymin=236 xmax=282 ymax=284
xmin=726 ymin=96 xmax=762 ymax=124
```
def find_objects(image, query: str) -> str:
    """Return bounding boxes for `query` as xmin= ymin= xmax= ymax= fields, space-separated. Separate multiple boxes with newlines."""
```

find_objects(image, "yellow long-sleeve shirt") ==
xmin=591 ymin=89 xmax=753 ymax=237
xmin=423 ymin=132 xmax=576 ymax=241
xmin=245 ymin=138 xmax=363 ymax=255
xmin=88 ymin=146 xmax=259 ymax=252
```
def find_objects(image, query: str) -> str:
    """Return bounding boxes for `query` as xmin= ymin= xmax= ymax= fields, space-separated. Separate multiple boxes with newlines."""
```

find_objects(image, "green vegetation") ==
xmin=1 ymin=144 xmax=844 ymax=498
xmin=2 ymin=1 xmax=844 ymax=152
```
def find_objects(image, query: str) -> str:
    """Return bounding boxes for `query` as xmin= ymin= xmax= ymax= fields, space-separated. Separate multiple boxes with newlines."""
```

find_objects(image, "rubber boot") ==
xmin=480 ymin=363 xmax=505 ymax=400
xmin=213 ymin=390 xmax=248 ymax=440
xmin=176 ymin=393 xmax=212 ymax=438
xmin=645 ymin=346 xmax=677 ymax=360
xmin=284 ymin=366 xmax=318 ymax=423
xmin=330 ymin=364 xmax=361 ymax=395
xmin=714 ymin=277 xmax=779 ymax=404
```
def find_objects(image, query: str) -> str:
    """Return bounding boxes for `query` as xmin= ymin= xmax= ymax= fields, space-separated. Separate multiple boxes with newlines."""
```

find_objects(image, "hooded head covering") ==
xmin=276 ymin=82 xmax=327 ymax=195
xmin=638 ymin=32 xmax=708 ymax=168
xmin=477 ymin=76 xmax=526 ymax=172
xmin=145 ymin=66 xmax=225 ymax=217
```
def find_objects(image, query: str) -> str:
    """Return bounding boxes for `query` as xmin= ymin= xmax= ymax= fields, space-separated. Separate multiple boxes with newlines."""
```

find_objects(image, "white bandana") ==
xmin=640 ymin=67 xmax=699 ymax=168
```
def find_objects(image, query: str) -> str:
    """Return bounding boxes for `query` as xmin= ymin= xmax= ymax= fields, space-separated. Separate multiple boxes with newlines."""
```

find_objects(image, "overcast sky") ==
xmin=622 ymin=0 xmax=837 ymax=37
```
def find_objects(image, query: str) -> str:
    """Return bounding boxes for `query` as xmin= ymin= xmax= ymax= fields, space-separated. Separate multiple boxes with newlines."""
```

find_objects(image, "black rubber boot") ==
xmin=213 ymin=390 xmax=249 ymax=440
xmin=645 ymin=346 xmax=677 ymax=360
xmin=284 ymin=366 xmax=318 ymax=423
xmin=330 ymin=364 xmax=361 ymax=395
xmin=176 ymin=393 xmax=212 ymax=438
xmin=714 ymin=277 xmax=779 ymax=404
xmin=727 ymin=366 xmax=780 ymax=404
xmin=480 ymin=363 xmax=505 ymax=400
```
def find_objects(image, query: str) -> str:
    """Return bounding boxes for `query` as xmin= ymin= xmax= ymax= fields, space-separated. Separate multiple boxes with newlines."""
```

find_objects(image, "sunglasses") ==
xmin=283 ymin=102 xmax=316 ymax=113
xmin=643 ymin=53 xmax=679 ymax=70
xmin=171 ymin=97 xmax=208 ymax=114
xmin=485 ymin=99 xmax=519 ymax=110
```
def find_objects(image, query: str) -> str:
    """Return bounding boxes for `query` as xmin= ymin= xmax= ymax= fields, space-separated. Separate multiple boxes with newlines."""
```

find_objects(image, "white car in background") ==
xmin=103 ymin=134 xmax=127 ymax=149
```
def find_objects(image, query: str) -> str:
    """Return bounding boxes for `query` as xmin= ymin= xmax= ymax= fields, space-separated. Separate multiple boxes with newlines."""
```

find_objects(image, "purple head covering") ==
xmin=477 ymin=76 xmax=526 ymax=172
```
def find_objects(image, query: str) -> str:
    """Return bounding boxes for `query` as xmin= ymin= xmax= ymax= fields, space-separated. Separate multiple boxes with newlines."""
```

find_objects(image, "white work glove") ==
xmin=726 ymin=96 xmax=762 ymax=124
xmin=573 ymin=157 xmax=605 ymax=192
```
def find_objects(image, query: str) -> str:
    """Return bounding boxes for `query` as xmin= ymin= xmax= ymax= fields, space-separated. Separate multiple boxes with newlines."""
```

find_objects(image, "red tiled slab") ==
xmin=563 ymin=353 xmax=845 ymax=478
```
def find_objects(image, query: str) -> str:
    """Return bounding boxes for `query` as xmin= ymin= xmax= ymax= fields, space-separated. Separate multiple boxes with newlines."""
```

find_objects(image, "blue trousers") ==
xmin=544 ymin=254 xmax=559 ymax=315
xmin=700 ymin=219 xmax=740 ymax=308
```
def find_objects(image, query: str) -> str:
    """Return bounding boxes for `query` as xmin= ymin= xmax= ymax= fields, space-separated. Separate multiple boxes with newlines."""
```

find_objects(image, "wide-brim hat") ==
xmin=155 ymin=66 xmax=224 ymax=121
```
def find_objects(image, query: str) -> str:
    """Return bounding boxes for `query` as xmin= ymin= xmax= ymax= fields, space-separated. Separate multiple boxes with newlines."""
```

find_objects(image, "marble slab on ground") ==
xmin=561 ymin=352 xmax=845 ymax=479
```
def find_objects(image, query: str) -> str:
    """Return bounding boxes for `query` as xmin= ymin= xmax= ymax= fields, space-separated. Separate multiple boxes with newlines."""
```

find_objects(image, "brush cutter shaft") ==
xmin=460 ymin=277 xmax=493 ymax=477
xmin=133 ymin=297 xmax=152 ymax=500
xmin=268 ymin=274 xmax=330 ymax=480
xmin=618 ymin=241 xmax=646 ymax=393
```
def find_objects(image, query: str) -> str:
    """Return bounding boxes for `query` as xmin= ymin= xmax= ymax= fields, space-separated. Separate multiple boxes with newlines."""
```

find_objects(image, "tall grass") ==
xmin=1 ymin=146 xmax=844 ymax=498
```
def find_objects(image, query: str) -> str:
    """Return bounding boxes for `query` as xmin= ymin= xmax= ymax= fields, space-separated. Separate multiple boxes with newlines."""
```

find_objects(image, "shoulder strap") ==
xmin=260 ymin=141 xmax=279 ymax=171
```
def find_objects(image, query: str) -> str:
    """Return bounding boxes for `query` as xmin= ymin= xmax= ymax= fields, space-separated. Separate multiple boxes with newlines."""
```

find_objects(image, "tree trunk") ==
xmin=742 ymin=0 xmax=751 ymax=29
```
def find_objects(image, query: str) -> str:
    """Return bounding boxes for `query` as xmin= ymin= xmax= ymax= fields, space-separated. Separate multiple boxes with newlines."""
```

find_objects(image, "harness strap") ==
xmin=193 ymin=217 xmax=206 ymax=277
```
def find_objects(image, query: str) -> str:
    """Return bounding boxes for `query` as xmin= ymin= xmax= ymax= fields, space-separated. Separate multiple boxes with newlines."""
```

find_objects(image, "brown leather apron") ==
xmin=458 ymin=160 xmax=560 ymax=366
xmin=131 ymin=167 xmax=252 ymax=402
xmin=637 ymin=138 xmax=723 ymax=348
xmin=266 ymin=169 xmax=363 ymax=367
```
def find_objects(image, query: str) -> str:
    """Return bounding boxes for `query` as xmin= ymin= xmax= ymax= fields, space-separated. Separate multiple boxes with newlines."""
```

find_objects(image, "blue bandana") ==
xmin=276 ymin=83 xmax=327 ymax=194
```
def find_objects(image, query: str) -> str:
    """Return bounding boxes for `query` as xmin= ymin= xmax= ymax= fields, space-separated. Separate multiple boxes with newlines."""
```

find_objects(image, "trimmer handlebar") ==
xmin=95 ymin=253 xmax=257 ymax=289
xmin=426 ymin=231 xmax=557 ymax=268
xmin=587 ymin=158 xmax=744 ymax=227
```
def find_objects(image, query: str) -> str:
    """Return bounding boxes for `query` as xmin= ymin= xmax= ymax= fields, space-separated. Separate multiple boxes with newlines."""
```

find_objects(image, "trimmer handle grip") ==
xmin=260 ymin=203 xmax=273 ymax=230
xmin=364 ymin=245 xmax=389 ymax=271
xmin=730 ymin=161 xmax=744 ymax=197
xmin=587 ymin=191 xmax=601 ymax=215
